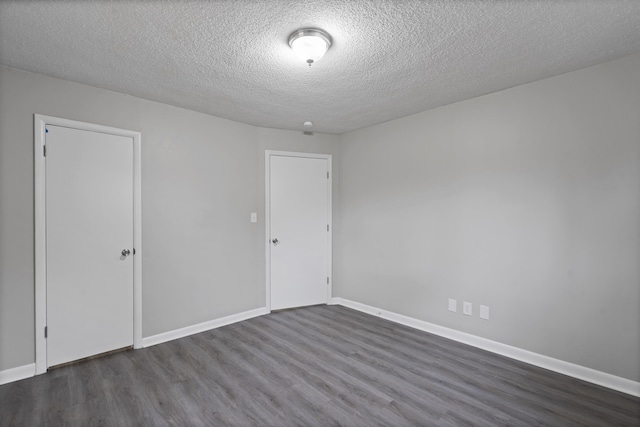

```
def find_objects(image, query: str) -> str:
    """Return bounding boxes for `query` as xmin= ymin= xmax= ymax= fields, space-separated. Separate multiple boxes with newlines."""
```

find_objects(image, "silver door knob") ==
xmin=121 ymin=249 xmax=131 ymax=257
xmin=271 ymin=238 xmax=279 ymax=246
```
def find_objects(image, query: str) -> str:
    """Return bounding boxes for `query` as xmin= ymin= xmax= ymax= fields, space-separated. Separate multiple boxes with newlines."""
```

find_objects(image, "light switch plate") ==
xmin=448 ymin=299 xmax=457 ymax=312
xmin=250 ymin=212 xmax=257 ymax=223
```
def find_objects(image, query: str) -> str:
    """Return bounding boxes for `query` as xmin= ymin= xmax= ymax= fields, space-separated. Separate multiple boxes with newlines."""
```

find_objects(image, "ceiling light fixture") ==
xmin=288 ymin=28 xmax=332 ymax=66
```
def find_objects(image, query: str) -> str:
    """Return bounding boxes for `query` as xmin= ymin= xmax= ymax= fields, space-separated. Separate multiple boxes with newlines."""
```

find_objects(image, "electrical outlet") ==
xmin=448 ymin=299 xmax=457 ymax=312
xmin=480 ymin=305 xmax=490 ymax=320
xmin=463 ymin=302 xmax=472 ymax=316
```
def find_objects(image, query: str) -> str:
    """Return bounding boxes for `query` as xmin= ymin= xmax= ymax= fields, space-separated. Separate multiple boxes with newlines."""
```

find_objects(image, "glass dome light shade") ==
xmin=288 ymin=29 xmax=332 ymax=64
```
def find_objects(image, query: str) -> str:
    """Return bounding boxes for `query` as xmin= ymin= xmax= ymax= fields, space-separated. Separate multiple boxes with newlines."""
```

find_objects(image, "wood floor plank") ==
xmin=282 ymin=308 xmax=541 ymax=424
xmin=1 ymin=305 xmax=638 ymax=426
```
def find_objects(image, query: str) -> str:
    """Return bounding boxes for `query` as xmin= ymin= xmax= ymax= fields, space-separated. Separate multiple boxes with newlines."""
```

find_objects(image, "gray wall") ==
xmin=2 ymin=52 xmax=638 ymax=384
xmin=138 ymin=102 xmax=261 ymax=337
xmin=337 ymin=53 xmax=640 ymax=381
xmin=0 ymin=66 xmax=342 ymax=372
xmin=0 ymin=67 xmax=281 ymax=371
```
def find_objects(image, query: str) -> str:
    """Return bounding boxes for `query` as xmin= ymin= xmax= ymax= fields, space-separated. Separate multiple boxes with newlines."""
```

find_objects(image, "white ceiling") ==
xmin=1 ymin=1 xmax=640 ymax=135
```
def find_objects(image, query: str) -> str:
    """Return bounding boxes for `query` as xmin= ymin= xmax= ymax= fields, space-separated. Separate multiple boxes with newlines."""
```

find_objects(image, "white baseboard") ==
xmin=0 ymin=363 xmax=35 ymax=385
xmin=331 ymin=297 xmax=640 ymax=398
xmin=142 ymin=307 xmax=269 ymax=348
xmin=0 ymin=308 xmax=268 ymax=386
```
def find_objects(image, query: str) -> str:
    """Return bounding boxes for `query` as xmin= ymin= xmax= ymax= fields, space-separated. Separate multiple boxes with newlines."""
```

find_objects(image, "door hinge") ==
xmin=327 ymin=224 xmax=329 ymax=232
xmin=44 ymin=326 xmax=48 ymax=338
xmin=43 ymin=145 xmax=46 ymax=156
xmin=327 ymin=277 xmax=329 ymax=284
xmin=327 ymin=171 xmax=329 ymax=179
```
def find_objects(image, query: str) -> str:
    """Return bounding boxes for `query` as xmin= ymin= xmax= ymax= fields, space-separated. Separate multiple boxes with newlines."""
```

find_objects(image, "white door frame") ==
xmin=34 ymin=114 xmax=142 ymax=375
xmin=265 ymin=150 xmax=332 ymax=312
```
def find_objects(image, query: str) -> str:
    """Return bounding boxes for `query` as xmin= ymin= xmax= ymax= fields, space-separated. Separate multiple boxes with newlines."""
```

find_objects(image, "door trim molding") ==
xmin=34 ymin=114 xmax=142 ymax=375
xmin=264 ymin=151 xmax=332 ymax=312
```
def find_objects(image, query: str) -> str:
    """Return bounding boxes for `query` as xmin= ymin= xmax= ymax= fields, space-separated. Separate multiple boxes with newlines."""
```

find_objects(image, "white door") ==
xmin=46 ymin=125 xmax=134 ymax=367
xmin=268 ymin=153 xmax=331 ymax=310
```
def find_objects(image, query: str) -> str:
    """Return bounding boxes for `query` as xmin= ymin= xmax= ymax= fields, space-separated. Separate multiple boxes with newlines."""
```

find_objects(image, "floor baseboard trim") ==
xmin=142 ymin=307 xmax=269 ymax=348
xmin=0 ymin=363 xmax=36 ymax=385
xmin=331 ymin=297 xmax=640 ymax=397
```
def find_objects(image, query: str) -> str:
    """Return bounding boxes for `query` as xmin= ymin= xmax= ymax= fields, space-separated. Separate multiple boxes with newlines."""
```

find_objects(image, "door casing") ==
xmin=265 ymin=150 xmax=332 ymax=312
xmin=34 ymin=114 xmax=142 ymax=375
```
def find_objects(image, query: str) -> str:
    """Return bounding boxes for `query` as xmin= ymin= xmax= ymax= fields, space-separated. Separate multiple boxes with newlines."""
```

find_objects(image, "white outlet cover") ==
xmin=448 ymin=299 xmax=457 ymax=312
xmin=463 ymin=302 xmax=472 ymax=316
xmin=480 ymin=305 xmax=490 ymax=320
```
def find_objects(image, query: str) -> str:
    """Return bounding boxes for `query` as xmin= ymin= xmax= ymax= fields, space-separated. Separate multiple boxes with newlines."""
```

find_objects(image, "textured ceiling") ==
xmin=1 ymin=1 xmax=640 ymax=134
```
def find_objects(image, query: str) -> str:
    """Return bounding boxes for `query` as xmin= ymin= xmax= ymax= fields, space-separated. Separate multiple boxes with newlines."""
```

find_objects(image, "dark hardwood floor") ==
xmin=1 ymin=305 xmax=639 ymax=426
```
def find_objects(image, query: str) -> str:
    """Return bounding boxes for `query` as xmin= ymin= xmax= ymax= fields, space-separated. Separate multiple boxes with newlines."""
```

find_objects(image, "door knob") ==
xmin=121 ymin=249 xmax=131 ymax=257
xmin=271 ymin=238 xmax=279 ymax=246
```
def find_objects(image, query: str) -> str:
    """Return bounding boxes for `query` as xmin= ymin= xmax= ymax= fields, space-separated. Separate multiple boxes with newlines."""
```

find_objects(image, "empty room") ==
xmin=1 ymin=1 xmax=639 ymax=425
